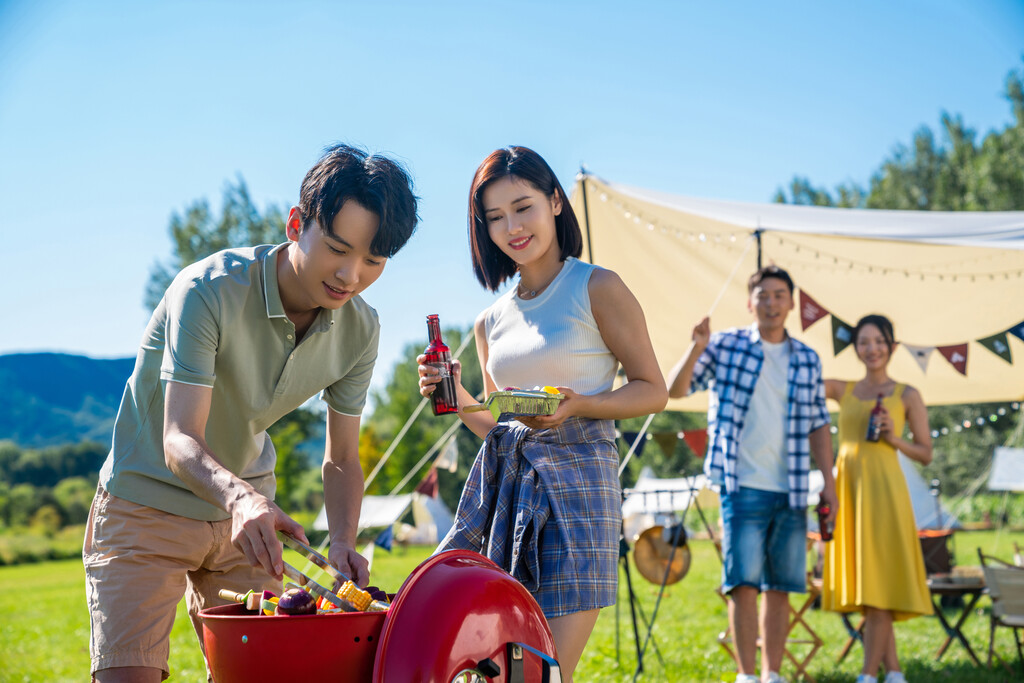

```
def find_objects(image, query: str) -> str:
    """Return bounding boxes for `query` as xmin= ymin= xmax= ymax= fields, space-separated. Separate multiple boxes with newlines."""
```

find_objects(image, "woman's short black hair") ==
xmin=298 ymin=143 xmax=419 ymax=258
xmin=467 ymin=146 xmax=582 ymax=291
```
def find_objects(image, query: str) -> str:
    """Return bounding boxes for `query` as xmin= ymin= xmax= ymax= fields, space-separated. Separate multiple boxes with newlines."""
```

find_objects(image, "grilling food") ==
xmin=275 ymin=587 xmax=317 ymax=615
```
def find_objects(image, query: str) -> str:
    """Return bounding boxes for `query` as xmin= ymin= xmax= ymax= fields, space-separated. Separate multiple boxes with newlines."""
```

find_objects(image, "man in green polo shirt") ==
xmin=84 ymin=144 xmax=418 ymax=683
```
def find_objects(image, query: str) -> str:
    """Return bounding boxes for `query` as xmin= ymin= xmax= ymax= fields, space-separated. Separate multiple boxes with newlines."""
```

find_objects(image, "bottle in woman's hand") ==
xmin=866 ymin=393 xmax=884 ymax=442
xmin=424 ymin=314 xmax=458 ymax=415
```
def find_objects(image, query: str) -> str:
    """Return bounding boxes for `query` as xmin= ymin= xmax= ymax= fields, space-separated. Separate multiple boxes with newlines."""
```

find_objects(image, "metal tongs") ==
xmin=278 ymin=531 xmax=356 ymax=612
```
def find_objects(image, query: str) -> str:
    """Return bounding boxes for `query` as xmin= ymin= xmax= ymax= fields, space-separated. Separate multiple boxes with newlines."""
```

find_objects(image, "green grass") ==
xmin=0 ymin=531 xmax=1021 ymax=682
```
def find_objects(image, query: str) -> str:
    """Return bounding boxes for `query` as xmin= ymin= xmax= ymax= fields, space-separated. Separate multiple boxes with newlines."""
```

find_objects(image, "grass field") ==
xmin=1 ymin=530 xmax=1021 ymax=682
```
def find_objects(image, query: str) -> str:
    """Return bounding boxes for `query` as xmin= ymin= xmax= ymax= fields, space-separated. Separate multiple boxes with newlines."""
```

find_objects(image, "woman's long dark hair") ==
xmin=853 ymin=314 xmax=896 ymax=352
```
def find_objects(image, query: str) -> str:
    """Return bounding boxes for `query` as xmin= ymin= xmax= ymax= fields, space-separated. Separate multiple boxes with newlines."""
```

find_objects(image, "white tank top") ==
xmin=483 ymin=257 xmax=618 ymax=395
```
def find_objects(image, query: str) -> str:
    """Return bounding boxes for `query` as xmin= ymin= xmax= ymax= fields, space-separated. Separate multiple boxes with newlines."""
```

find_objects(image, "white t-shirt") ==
xmin=736 ymin=339 xmax=789 ymax=492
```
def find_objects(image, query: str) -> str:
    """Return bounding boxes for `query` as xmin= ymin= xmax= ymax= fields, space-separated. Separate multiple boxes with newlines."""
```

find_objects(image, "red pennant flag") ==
xmin=414 ymin=467 xmax=439 ymax=497
xmin=937 ymin=343 xmax=968 ymax=376
xmin=681 ymin=429 xmax=708 ymax=458
xmin=799 ymin=290 xmax=829 ymax=331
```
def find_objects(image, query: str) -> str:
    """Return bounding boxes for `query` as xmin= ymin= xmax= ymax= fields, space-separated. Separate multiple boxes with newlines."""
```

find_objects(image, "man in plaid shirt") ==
xmin=668 ymin=265 xmax=837 ymax=683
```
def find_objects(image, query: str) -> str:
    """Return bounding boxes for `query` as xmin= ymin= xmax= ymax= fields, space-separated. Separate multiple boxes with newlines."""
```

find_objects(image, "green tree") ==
xmin=53 ymin=476 xmax=96 ymax=526
xmin=775 ymin=62 xmax=1024 ymax=495
xmin=144 ymin=178 xmax=287 ymax=310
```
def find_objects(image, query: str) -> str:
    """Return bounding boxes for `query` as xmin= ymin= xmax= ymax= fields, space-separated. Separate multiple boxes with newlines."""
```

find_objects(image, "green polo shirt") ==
xmin=98 ymin=243 xmax=379 ymax=521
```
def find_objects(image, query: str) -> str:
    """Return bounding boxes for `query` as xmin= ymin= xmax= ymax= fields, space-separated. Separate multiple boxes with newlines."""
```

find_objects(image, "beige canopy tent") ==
xmin=570 ymin=174 xmax=1024 ymax=410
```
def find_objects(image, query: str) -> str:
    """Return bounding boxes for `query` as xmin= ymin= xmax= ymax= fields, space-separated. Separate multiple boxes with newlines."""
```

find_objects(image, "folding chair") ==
xmin=977 ymin=548 xmax=1024 ymax=674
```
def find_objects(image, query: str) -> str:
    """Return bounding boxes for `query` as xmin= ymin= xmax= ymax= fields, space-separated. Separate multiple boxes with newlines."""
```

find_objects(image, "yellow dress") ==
xmin=821 ymin=382 xmax=932 ymax=620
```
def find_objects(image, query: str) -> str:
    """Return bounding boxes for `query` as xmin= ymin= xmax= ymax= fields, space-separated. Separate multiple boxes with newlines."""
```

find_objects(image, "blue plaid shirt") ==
xmin=691 ymin=324 xmax=830 ymax=508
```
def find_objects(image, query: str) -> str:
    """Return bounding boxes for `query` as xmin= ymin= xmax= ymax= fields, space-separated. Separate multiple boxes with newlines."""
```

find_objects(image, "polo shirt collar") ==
xmin=262 ymin=242 xmax=290 ymax=320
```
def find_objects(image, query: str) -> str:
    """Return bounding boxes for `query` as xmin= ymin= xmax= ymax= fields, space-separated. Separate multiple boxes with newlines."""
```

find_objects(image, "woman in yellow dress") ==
xmin=822 ymin=314 xmax=934 ymax=683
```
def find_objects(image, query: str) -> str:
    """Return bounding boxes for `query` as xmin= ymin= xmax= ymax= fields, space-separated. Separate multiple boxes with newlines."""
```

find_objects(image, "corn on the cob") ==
xmin=337 ymin=580 xmax=371 ymax=612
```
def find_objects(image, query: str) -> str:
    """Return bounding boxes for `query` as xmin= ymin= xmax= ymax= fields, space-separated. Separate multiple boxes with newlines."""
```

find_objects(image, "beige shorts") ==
xmin=83 ymin=486 xmax=280 ymax=679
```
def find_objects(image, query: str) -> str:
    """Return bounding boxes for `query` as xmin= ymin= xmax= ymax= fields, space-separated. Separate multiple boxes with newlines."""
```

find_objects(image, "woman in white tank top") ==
xmin=418 ymin=146 xmax=667 ymax=681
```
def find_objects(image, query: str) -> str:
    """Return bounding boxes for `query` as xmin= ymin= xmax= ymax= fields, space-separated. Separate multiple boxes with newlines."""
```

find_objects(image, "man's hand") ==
xmin=692 ymin=316 xmax=711 ymax=350
xmin=328 ymin=542 xmax=371 ymax=587
xmin=228 ymin=491 xmax=308 ymax=580
xmin=819 ymin=484 xmax=838 ymax=526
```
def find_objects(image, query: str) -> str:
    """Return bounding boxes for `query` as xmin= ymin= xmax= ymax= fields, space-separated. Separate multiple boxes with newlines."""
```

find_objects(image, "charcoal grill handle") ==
xmin=506 ymin=642 xmax=561 ymax=683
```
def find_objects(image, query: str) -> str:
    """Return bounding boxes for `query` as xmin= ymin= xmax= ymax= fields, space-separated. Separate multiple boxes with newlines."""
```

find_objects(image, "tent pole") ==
xmin=579 ymin=167 xmax=595 ymax=263
xmin=755 ymin=228 xmax=763 ymax=269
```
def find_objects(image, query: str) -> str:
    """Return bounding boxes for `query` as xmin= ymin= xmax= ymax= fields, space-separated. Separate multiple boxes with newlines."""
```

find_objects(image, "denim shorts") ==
xmin=720 ymin=486 xmax=807 ymax=594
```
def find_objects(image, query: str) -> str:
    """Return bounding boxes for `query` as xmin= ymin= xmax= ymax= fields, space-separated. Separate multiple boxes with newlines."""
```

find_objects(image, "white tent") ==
xmin=621 ymin=466 xmax=719 ymax=540
xmin=570 ymin=175 xmax=1024 ymax=409
xmin=988 ymin=447 xmax=1024 ymax=491
xmin=312 ymin=492 xmax=454 ymax=544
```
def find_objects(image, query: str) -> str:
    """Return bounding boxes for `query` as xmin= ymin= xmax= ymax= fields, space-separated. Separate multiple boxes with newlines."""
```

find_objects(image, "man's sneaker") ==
xmin=732 ymin=675 xmax=759 ymax=683
xmin=855 ymin=676 xmax=878 ymax=683
xmin=884 ymin=673 xmax=906 ymax=683
xmin=764 ymin=673 xmax=788 ymax=683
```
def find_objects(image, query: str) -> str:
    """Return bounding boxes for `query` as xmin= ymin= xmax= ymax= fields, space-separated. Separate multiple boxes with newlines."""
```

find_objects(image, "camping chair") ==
xmin=977 ymin=548 xmax=1024 ymax=674
xmin=1014 ymin=542 xmax=1023 ymax=568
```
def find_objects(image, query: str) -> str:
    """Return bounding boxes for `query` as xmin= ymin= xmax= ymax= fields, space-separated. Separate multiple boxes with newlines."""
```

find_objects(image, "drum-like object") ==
xmin=633 ymin=524 xmax=691 ymax=585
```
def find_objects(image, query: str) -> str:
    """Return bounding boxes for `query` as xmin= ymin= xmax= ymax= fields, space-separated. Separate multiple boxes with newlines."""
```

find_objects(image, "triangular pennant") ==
xmin=977 ymin=332 xmax=1013 ymax=364
xmin=435 ymin=435 xmax=459 ymax=473
xmin=652 ymin=431 xmax=678 ymax=460
xmin=937 ymin=343 xmax=969 ymax=376
xmin=1009 ymin=320 xmax=1024 ymax=343
xmin=681 ymin=428 xmax=708 ymax=459
xmin=831 ymin=316 xmax=855 ymax=355
xmin=374 ymin=525 xmax=393 ymax=552
xmin=414 ymin=467 xmax=439 ymax=498
xmin=621 ymin=431 xmax=647 ymax=456
xmin=798 ymin=290 xmax=829 ymax=331
xmin=902 ymin=343 xmax=935 ymax=373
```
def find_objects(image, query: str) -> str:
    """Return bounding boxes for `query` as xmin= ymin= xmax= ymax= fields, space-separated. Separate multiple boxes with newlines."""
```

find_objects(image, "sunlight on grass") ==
xmin=0 ymin=531 xmax=1020 ymax=681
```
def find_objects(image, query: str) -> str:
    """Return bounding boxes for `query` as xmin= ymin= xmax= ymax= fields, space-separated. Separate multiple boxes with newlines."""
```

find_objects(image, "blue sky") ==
xmin=1 ymin=0 xmax=1022 ymax=394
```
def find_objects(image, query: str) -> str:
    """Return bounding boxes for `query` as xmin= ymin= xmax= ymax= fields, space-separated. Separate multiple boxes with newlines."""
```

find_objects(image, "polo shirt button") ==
xmin=286 ymin=334 xmax=293 ymax=340
xmin=289 ymin=354 xmax=295 ymax=361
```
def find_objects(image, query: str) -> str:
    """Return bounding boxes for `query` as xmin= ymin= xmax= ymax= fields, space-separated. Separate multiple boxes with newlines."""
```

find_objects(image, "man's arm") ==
xmin=163 ymin=380 xmax=308 ymax=579
xmin=322 ymin=407 xmax=370 ymax=586
xmin=667 ymin=316 xmax=711 ymax=399
xmin=809 ymin=424 xmax=837 ymax=525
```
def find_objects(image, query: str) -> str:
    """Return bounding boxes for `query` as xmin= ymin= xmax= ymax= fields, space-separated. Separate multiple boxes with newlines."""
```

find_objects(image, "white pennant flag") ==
xmin=435 ymin=435 xmax=459 ymax=473
xmin=902 ymin=343 xmax=935 ymax=373
xmin=360 ymin=541 xmax=375 ymax=573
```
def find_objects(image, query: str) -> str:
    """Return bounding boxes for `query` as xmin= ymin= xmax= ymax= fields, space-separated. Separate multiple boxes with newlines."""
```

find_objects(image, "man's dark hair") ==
xmin=747 ymin=265 xmax=795 ymax=295
xmin=467 ymin=145 xmax=582 ymax=291
xmin=298 ymin=143 xmax=419 ymax=258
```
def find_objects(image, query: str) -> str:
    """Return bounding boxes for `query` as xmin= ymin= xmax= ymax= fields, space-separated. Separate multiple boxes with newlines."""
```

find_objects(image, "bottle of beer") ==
xmin=816 ymin=503 xmax=833 ymax=542
xmin=424 ymin=314 xmax=458 ymax=416
xmin=865 ymin=393 xmax=884 ymax=442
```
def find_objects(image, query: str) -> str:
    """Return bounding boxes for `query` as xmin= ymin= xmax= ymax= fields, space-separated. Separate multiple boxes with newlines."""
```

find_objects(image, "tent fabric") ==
xmin=570 ymin=175 xmax=1024 ymax=409
xmin=988 ymin=447 xmax=1024 ymax=491
xmin=312 ymin=493 xmax=413 ymax=532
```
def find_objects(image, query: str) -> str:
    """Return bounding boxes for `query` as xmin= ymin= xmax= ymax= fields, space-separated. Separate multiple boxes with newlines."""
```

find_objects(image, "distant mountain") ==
xmin=0 ymin=352 xmax=134 ymax=448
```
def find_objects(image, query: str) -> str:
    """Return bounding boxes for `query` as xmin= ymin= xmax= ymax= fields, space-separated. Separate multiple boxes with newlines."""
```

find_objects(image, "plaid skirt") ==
xmin=436 ymin=417 xmax=621 ymax=618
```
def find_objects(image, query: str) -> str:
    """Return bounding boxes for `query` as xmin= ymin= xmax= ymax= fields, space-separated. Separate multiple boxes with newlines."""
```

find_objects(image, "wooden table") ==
xmin=927 ymin=578 xmax=986 ymax=666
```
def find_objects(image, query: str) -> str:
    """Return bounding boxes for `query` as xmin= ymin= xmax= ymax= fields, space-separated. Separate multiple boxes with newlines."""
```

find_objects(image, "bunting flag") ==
xmin=681 ymin=428 xmax=708 ymax=459
xmin=902 ymin=344 xmax=935 ymax=373
xmin=977 ymin=332 xmax=1013 ymax=364
xmin=435 ymin=435 xmax=458 ymax=473
xmin=1010 ymin=320 xmax=1024 ymax=343
xmin=938 ymin=343 xmax=969 ymax=376
xmin=374 ymin=525 xmax=394 ymax=552
xmin=652 ymin=431 xmax=678 ymax=460
xmin=621 ymin=431 xmax=648 ymax=456
xmin=831 ymin=316 xmax=855 ymax=355
xmin=798 ymin=289 xmax=829 ymax=331
xmin=414 ymin=467 xmax=439 ymax=498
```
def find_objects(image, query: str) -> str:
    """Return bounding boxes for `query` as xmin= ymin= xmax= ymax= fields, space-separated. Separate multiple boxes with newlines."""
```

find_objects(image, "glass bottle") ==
xmin=424 ymin=314 xmax=458 ymax=416
xmin=816 ymin=503 xmax=833 ymax=542
xmin=866 ymin=393 xmax=884 ymax=442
